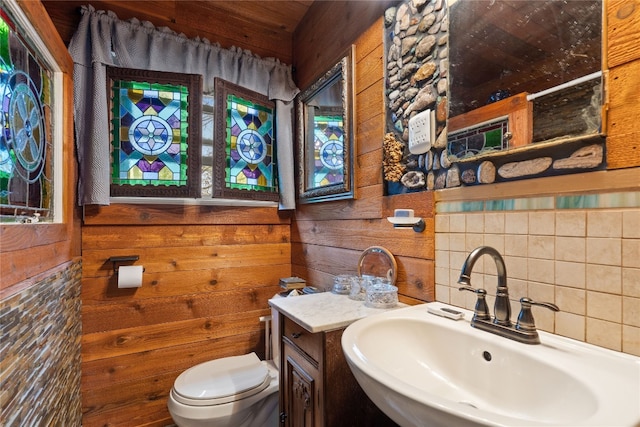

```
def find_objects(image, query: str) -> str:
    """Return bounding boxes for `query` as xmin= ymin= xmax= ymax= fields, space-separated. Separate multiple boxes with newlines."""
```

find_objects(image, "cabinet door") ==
xmin=282 ymin=342 xmax=321 ymax=427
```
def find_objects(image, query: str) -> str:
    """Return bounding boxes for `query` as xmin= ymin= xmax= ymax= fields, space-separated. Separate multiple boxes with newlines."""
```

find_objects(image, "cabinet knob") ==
xmin=291 ymin=332 xmax=301 ymax=339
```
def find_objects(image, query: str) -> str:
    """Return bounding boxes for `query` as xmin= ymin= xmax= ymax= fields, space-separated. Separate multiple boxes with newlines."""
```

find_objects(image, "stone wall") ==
xmin=0 ymin=260 xmax=82 ymax=426
xmin=383 ymin=0 xmax=608 ymax=194
xmin=383 ymin=0 xmax=449 ymax=195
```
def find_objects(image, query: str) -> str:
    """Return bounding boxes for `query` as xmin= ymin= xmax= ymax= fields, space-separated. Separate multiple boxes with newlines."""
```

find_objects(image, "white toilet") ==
xmin=168 ymin=311 xmax=280 ymax=427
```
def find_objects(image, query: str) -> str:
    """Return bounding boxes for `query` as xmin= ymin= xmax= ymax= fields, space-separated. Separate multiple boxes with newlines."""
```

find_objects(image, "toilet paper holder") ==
xmin=108 ymin=255 xmax=140 ymax=273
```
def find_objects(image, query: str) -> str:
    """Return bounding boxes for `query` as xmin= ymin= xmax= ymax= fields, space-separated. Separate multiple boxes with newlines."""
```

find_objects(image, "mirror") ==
xmin=297 ymin=46 xmax=355 ymax=203
xmin=357 ymin=246 xmax=398 ymax=285
xmin=447 ymin=0 xmax=603 ymax=160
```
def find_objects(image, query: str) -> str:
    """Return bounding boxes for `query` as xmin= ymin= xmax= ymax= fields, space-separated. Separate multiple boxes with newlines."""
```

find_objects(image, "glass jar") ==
xmin=332 ymin=274 xmax=353 ymax=294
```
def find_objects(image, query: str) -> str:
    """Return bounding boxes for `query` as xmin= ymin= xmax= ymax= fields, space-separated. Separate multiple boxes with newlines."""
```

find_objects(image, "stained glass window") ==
xmin=447 ymin=117 xmax=509 ymax=160
xmin=107 ymin=67 xmax=201 ymax=198
xmin=312 ymin=115 xmax=344 ymax=188
xmin=213 ymin=78 xmax=278 ymax=201
xmin=0 ymin=8 xmax=56 ymax=223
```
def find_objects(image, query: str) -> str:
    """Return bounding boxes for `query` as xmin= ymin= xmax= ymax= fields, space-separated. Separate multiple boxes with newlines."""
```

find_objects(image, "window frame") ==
xmin=106 ymin=66 xmax=203 ymax=199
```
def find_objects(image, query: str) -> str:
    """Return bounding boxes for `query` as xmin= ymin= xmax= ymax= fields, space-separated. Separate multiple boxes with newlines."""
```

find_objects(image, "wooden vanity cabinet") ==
xmin=278 ymin=313 xmax=397 ymax=427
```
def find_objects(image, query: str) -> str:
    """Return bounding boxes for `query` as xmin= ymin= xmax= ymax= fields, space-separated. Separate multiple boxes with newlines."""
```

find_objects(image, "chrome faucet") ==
xmin=458 ymin=246 xmax=559 ymax=345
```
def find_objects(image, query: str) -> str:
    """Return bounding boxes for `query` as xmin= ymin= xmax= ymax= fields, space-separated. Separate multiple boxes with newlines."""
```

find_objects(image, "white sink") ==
xmin=342 ymin=302 xmax=640 ymax=427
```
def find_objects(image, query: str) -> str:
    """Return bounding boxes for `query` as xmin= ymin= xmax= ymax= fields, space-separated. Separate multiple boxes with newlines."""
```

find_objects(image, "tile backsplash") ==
xmin=434 ymin=192 xmax=640 ymax=356
xmin=0 ymin=260 xmax=82 ymax=425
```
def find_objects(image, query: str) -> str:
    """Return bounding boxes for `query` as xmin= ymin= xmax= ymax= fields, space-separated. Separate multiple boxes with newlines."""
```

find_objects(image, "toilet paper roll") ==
xmin=118 ymin=265 xmax=143 ymax=288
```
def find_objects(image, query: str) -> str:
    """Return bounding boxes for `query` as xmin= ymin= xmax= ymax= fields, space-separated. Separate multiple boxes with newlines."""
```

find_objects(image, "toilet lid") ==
xmin=172 ymin=353 xmax=270 ymax=406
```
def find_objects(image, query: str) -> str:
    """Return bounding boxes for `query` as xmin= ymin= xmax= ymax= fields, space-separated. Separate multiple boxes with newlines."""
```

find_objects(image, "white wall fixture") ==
xmin=387 ymin=209 xmax=425 ymax=233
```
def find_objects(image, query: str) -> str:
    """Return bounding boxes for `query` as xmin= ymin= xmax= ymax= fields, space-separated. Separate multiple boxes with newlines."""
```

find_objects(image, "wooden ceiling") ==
xmin=42 ymin=0 xmax=315 ymax=64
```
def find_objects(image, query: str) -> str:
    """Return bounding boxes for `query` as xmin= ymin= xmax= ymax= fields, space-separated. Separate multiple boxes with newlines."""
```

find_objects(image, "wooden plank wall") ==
xmin=292 ymin=2 xmax=436 ymax=304
xmin=81 ymin=204 xmax=291 ymax=426
xmin=606 ymin=0 xmax=640 ymax=169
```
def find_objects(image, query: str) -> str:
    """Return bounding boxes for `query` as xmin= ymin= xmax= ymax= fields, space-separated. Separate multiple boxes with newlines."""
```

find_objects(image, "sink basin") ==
xmin=342 ymin=302 xmax=640 ymax=427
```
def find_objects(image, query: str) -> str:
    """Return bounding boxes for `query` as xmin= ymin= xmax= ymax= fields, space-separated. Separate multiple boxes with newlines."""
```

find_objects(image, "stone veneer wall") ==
xmin=434 ymin=191 xmax=640 ymax=356
xmin=0 ymin=260 xmax=82 ymax=425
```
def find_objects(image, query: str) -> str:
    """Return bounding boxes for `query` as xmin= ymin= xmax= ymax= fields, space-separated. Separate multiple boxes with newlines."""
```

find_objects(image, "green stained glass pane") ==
xmin=447 ymin=117 xmax=509 ymax=159
xmin=312 ymin=115 xmax=344 ymax=187
xmin=0 ymin=10 xmax=55 ymax=222
xmin=224 ymin=94 xmax=276 ymax=192
xmin=110 ymin=79 xmax=189 ymax=187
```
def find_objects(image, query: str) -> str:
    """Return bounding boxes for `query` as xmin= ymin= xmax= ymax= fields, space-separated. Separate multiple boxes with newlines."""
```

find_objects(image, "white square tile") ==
xmin=556 ymin=311 xmax=585 ymax=341
xmin=529 ymin=211 xmax=555 ymax=235
xmin=449 ymin=213 xmax=466 ymax=233
xmin=555 ymin=236 xmax=586 ymax=262
xmin=528 ymin=282 xmax=555 ymax=303
xmin=506 ymin=255 xmax=528 ymax=281
xmin=586 ymin=264 xmax=622 ymax=294
xmin=450 ymin=251 xmax=467 ymax=271
xmin=450 ymin=233 xmax=466 ymax=252
xmin=586 ymin=291 xmax=622 ymax=322
xmin=533 ymin=307 xmax=555 ymax=333
xmin=435 ymin=214 xmax=449 ymax=233
xmin=623 ymin=296 xmax=640 ymax=327
xmin=555 ymin=285 xmax=586 ymax=314
xmin=528 ymin=235 xmax=555 ymax=259
xmin=435 ymin=266 xmax=450 ymax=286
xmin=623 ymin=210 xmax=640 ymax=239
xmin=505 ymin=212 xmax=528 ymax=235
xmin=466 ymin=233 xmax=484 ymax=252
xmin=556 ymin=211 xmax=586 ymax=237
xmin=466 ymin=213 xmax=485 ymax=233
xmin=508 ymin=278 xmax=527 ymax=299
xmin=622 ymin=325 xmax=640 ymax=356
xmin=587 ymin=210 xmax=622 ymax=238
xmin=556 ymin=261 xmax=586 ymax=289
xmin=435 ymin=284 xmax=450 ymax=303
xmin=586 ymin=318 xmax=622 ymax=351
xmin=623 ymin=238 xmax=640 ymax=268
xmin=505 ymin=234 xmax=528 ymax=257
xmin=528 ymin=258 xmax=554 ymax=284
xmin=586 ymin=237 xmax=622 ymax=266
xmin=484 ymin=212 xmax=505 ymax=234
xmin=483 ymin=234 xmax=505 ymax=253
xmin=435 ymin=232 xmax=450 ymax=251
xmin=622 ymin=267 xmax=640 ymax=298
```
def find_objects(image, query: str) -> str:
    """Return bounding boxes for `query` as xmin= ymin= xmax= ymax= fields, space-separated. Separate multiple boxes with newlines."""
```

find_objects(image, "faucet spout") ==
xmin=458 ymin=246 xmax=511 ymax=326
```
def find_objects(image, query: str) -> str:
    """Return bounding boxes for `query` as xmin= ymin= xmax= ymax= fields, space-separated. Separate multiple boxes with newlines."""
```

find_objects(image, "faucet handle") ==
xmin=459 ymin=286 xmax=491 ymax=321
xmin=516 ymin=297 xmax=560 ymax=332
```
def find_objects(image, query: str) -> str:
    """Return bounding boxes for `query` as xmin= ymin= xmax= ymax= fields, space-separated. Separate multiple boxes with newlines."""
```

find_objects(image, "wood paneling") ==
xmin=606 ymin=0 xmax=640 ymax=169
xmin=80 ymin=210 xmax=290 ymax=425
xmin=607 ymin=0 xmax=640 ymax=68
xmin=291 ymin=4 xmax=438 ymax=301
xmin=293 ymin=0 xmax=397 ymax=90
xmin=41 ymin=0 xmax=314 ymax=64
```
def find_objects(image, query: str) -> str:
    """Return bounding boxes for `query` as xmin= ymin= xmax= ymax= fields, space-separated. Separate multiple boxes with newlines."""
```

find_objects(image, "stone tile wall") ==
xmin=434 ymin=192 xmax=640 ymax=356
xmin=0 ymin=260 xmax=82 ymax=425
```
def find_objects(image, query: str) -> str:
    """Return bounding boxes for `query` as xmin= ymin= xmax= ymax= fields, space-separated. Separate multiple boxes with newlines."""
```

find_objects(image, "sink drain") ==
xmin=459 ymin=401 xmax=478 ymax=409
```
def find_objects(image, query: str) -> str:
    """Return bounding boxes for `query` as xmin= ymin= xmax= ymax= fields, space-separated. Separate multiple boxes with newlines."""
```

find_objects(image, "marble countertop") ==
xmin=269 ymin=291 xmax=406 ymax=333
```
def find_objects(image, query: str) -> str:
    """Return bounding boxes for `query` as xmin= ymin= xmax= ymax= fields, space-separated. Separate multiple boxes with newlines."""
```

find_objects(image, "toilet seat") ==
xmin=172 ymin=352 xmax=271 ymax=407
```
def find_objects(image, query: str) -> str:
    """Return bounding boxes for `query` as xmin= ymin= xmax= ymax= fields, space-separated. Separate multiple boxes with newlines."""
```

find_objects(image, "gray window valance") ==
xmin=68 ymin=5 xmax=299 ymax=208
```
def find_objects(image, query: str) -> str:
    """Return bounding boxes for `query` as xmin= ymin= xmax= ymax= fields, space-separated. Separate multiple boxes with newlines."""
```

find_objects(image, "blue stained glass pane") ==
xmin=312 ymin=115 xmax=344 ymax=187
xmin=111 ymin=79 xmax=189 ymax=187
xmin=0 ymin=11 xmax=54 ymax=222
xmin=225 ymin=94 xmax=276 ymax=192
